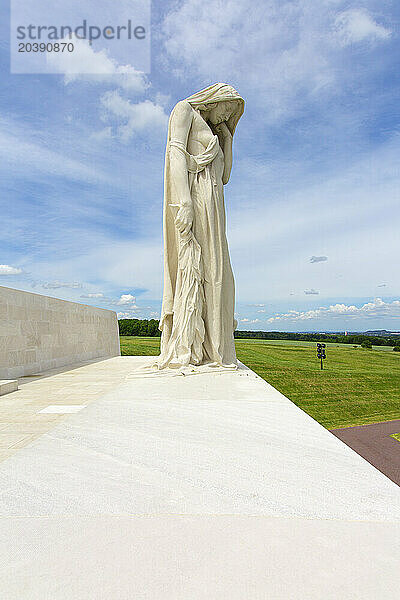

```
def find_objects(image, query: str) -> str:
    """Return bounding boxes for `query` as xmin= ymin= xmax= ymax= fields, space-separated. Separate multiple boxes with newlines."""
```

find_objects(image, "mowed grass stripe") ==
xmin=120 ymin=337 xmax=400 ymax=429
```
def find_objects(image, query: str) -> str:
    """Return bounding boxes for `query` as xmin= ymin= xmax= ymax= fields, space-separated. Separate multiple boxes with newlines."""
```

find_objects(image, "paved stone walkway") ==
xmin=0 ymin=357 xmax=399 ymax=598
xmin=0 ymin=357 xmax=140 ymax=462
xmin=331 ymin=419 xmax=400 ymax=486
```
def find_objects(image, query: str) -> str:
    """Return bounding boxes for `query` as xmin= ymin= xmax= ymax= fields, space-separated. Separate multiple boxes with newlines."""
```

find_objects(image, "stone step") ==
xmin=0 ymin=380 xmax=18 ymax=396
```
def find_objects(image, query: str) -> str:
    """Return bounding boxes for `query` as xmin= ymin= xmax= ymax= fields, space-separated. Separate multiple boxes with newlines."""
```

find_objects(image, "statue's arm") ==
xmin=169 ymin=101 xmax=193 ymax=235
xmin=216 ymin=122 xmax=233 ymax=185
xmin=222 ymin=135 xmax=233 ymax=185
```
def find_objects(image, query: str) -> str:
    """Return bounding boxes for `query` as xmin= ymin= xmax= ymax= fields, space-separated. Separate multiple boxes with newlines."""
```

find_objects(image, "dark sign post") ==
xmin=316 ymin=343 xmax=326 ymax=370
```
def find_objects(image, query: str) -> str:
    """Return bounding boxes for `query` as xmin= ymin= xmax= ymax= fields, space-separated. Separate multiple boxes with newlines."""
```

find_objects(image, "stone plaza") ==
xmin=0 ymin=354 xmax=399 ymax=598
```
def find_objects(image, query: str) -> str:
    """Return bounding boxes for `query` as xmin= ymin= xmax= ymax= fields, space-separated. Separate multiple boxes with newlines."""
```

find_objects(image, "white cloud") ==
xmin=90 ymin=127 xmax=112 ymax=142
xmin=268 ymin=298 xmax=400 ymax=323
xmin=47 ymin=37 xmax=149 ymax=93
xmin=239 ymin=317 xmax=261 ymax=324
xmin=310 ymin=256 xmax=328 ymax=263
xmin=29 ymin=238 xmax=164 ymax=302
xmin=101 ymin=91 xmax=168 ymax=141
xmin=161 ymin=2 xmax=394 ymax=123
xmin=80 ymin=293 xmax=105 ymax=298
xmin=116 ymin=294 xmax=137 ymax=306
xmin=117 ymin=307 xmax=160 ymax=319
xmin=154 ymin=92 xmax=171 ymax=107
xmin=0 ymin=117 xmax=113 ymax=185
xmin=117 ymin=311 xmax=136 ymax=319
xmin=0 ymin=264 xmax=22 ymax=275
xmin=161 ymin=1 xmax=337 ymax=122
xmin=334 ymin=9 xmax=391 ymax=46
xmin=42 ymin=281 xmax=82 ymax=289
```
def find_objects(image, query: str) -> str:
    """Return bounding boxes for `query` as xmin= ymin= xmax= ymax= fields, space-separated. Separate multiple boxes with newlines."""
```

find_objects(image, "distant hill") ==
xmin=363 ymin=330 xmax=400 ymax=337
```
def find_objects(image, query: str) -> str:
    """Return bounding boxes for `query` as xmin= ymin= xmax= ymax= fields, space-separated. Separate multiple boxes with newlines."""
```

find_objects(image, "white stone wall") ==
xmin=0 ymin=286 xmax=120 ymax=378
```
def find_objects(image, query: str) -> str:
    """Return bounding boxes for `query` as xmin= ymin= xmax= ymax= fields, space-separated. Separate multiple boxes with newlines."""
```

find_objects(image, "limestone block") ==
xmin=0 ymin=286 xmax=120 ymax=378
xmin=0 ymin=380 xmax=18 ymax=396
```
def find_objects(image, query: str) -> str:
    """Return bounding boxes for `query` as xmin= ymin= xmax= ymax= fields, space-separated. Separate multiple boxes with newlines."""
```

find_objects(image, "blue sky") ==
xmin=1 ymin=0 xmax=399 ymax=332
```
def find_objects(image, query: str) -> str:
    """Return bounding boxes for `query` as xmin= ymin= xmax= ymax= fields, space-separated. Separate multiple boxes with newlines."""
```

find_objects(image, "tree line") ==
xmin=234 ymin=330 xmax=399 ymax=347
xmin=118 ymin=319 xmax=400 ymax=347
xmin=118 ymin=319 xmax=161 ymax=337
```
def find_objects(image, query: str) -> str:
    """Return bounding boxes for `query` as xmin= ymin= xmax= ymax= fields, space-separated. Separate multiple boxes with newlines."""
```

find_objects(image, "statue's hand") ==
xmin=175 ymin=204 xmax=194 ymax=236
xmin=215 ymin=121 xmax=231 ymax=139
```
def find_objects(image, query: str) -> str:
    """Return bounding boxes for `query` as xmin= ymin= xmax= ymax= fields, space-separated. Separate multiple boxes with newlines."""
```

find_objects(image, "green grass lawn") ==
xmin=120 ymin=336 xmax=161 ymax=356
xmin=391 ymin=433 xmax=400 ymax=442
xmin=120 ymin=336 xmax=400 ymax=430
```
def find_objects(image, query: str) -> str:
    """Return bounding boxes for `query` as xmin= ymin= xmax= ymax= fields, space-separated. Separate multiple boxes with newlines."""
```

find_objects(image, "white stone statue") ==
xmin=157 ymin=83 xmax=245 ymax=370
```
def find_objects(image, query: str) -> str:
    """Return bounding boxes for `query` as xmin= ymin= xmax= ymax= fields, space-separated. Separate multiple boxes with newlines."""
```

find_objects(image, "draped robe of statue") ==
xmin=157 ymin=84 xmax=245 ymax=370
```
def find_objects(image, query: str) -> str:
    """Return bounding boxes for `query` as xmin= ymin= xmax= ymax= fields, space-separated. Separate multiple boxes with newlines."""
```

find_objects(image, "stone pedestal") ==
xmin=0 ymin=380 xmax=18 ymax=396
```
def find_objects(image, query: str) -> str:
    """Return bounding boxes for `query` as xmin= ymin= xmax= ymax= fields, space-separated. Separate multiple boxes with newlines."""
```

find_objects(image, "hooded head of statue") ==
xmin=184 ymin=83 xmax=245 ymax=137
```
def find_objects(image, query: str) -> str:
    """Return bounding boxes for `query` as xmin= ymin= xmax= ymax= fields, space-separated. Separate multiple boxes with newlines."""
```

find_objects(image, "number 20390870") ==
xmin=18 ymin=42 xmax=74 ymax=53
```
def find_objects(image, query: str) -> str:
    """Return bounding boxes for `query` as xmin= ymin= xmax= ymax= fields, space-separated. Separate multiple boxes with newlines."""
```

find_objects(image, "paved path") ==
xmin=0 ymin=356 xmax=399 ymax=598
xmin=0 ymin=357 xmax=143 ymax=462
xmin=331 ymin=419 xmax=400 ymax=487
